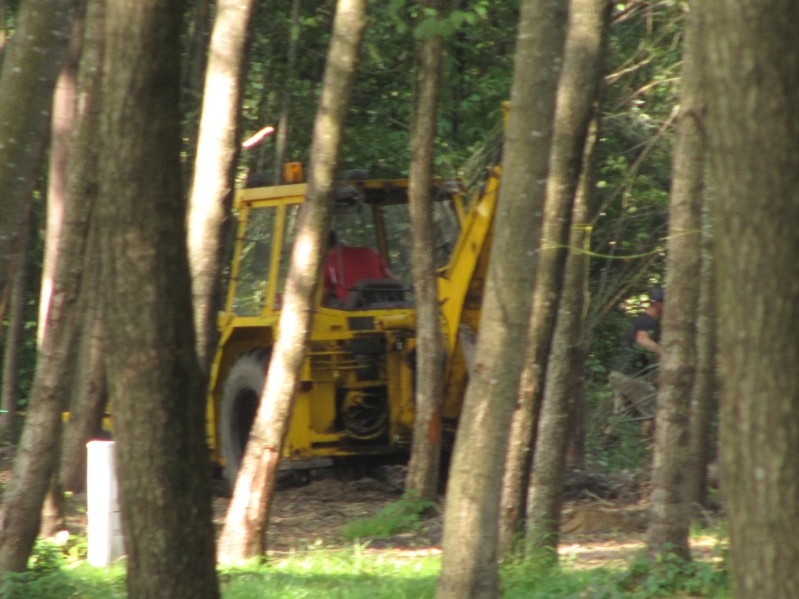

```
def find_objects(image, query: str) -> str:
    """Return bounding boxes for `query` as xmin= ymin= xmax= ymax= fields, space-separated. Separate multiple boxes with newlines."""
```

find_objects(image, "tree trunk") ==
xmin=271 ymin=0 xmax=301 ymax=182
xmin=705 ymin=1 xmax=799 ymax=596
xmin=188 ymin=0 xmax=258 ymax=371
xmin=59 ymin=296 xmax=105 ymax=493
xmin=98 ymin=2 xmax=219 ymax=597
xmin=521 ymin=0 xmax=611 ymax=561
xmin=0 ymin=4 xmax=86 ymax=575
xmin=57 ymin=0 xmax=107 ymax=495
xmin=0 ymin=203 xmax=32 ymax=440
xmin=500 ymin=0 xmax=610 ymax=554
xmin=217 ymin=0 xmax=367 ymax=564
xmin=180 ymin=0 xmax=211 ymax=177
xmin=436 ymin=1 xmax=569 ymax=597
xmin=0 ymin=0 xmax=77 ymax=299
xmin=646 ymin=3 xmax=704 ymax=562
xmin=526 ymin=143 xmax=594 ymax=563
xmin=38 ymin=10 xmax=83 ymax=345
xmin=0 ymin=1 xmax=9 ymax=65
xmin=404 ymin=0 xmax=447 ymax=501
xmin=685 ymin=199 xmax=717 ymax=513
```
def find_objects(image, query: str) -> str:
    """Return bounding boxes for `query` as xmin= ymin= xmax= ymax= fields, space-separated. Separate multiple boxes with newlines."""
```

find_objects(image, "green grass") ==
xmin=341 ymin=492 xmax=436 ymax=541
xmin=2 ymin=523 xmax=731 ymax=599
xmin=2 ymin=539 xmax=731 ymax=599
xmin=221 ymin=546 xmax=440 ymax=598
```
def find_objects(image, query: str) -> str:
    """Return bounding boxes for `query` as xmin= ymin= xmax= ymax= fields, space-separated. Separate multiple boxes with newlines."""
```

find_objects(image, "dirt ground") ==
xmin=38 ymin=463 xmax=724 ymax=570
xmin=210 ymin=472 xmax=724 ymax=569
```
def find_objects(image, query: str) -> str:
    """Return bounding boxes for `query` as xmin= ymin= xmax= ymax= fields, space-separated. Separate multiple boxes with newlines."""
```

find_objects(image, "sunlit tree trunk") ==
xmin=647 ymin=3 xmax=704 ymax=561
xmin=0 ymin=0 xmax=77 ymax=300
xmin=705 ymin=1 xmax=799 ymax=596
xmin=405 ymin=0 xmax=446 ymax=501
xmin=38 ymin=11 xmax=83 ymax=345
xmin=188 ymin=0 xmax=258 ymax=371
xmin=436 ymin=1 xmax=569 ymax=596
xmin=98 ymin=1 xmax=219 ymax=596
xmin=500 ymin=0 xmax=610 ymax=555
xmin=217 ymin=0 xmax=367 ymax=564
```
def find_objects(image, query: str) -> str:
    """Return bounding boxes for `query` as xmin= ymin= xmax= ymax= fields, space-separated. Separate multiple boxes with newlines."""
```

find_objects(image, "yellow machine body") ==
xmin=206 ymin=165 xmax=500 ymax=477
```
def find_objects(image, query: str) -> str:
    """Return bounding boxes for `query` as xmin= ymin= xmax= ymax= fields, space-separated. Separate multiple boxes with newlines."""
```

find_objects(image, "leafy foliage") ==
xmin=0 ymin=538 xmax=125 ymax=599
xmin=604 ymin=549 xmax=729 ymax=598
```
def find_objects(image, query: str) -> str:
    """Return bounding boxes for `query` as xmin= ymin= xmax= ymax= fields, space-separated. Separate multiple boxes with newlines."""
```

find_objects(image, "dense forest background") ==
xmin=3 ymin=0 xmax=680 ymax=425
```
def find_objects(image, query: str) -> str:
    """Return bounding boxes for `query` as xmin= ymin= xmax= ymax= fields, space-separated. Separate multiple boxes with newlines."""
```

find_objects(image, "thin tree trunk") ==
xmin=685 ymin=199 xmax=716 ymax=513
xmin=59 ymin=299 xmax=105 ymax=493
xmin=0 ymin=0 xmax=77 ymax=299
xmin=36 ymin=7 xmax=86 ymax=540
xmin=181 ymin=0 xmax=211 ymax=177
xmin=272 ymin=0 xmax=301 ymax=182
xmin=188 ymin=0 xmax=259 ymax=372
xmin=436 ymin=1 xmax=569 ymax=596
xmin=525 ymin=142 xmax=594 ymax=562
xmin=404 ymin=0 xmax=447 ymax=501
xmin=57 ymin=0 xmax=106 ymax=495
xmin=38 ymin=10 xmax=83 ymax=345
xmin=0 ymin=204 xmax=32 ymax=439
xmin=647 ymin=2 xmax=704 ymax=561
xmin=217 ymin=0 xmax=367 ymax=564
xmin=500 ymin=0 xmax=610 ymax=554
xmin=0 ymin=2 xmax=84 ymax=574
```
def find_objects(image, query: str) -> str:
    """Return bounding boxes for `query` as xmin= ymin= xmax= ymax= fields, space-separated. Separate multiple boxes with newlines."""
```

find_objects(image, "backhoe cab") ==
xmin=206 ymin=162 xmax=500 ymax=485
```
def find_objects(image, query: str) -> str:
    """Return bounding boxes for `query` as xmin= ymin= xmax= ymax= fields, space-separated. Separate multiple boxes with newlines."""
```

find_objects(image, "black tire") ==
xmin=220 ymin=348 xmax=270 ymax=485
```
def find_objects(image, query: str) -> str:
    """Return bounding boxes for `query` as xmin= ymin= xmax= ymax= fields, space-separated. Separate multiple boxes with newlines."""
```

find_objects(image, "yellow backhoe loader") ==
xmin=206 ymin=156 xmax=501 ymax=484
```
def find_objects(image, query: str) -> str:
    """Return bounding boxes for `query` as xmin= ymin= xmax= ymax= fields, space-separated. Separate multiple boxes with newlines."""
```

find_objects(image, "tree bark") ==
xmin=0 ymin=3 xmax=86 ymax=574
xmin=0 ymin=0 xmax=77 ymax=299
xmin=521 ymin=0 xmax=611 ymax=561
xmin=180 ymin=0 xmax=211 ymax=177
xmin=436 ymin=1 xmax=569 ymax=597
xmin=646 ymin=2 xmax=704 ymax=562
xmin=0 ymin=203 xmax=32 ymax=440
xmin=705 ymin=1 xmax=799 ymax=596
xmin=57 ymin=0 xmax=107 ymax=495
xmin=187 ymin=0 xmax=258 ymax=371
xmin=271 ymin=0 xmax=301 ymax=182
xmin=526 ymin=137 xmax=594 ymax=563
xmin=404 ymin=0 xmax=447 ymax=501
xmin=500 ymin=0 xmax=611 ymax=555
xmin=685 ymin=199 xmax=717 ymax=513
xmin=217 ymin=0 xmax=367 ymax=564
xmin=98 ymin=2 xmax=219 ymax=596
xmin=38 ymin=9 xmax=84 ymax=345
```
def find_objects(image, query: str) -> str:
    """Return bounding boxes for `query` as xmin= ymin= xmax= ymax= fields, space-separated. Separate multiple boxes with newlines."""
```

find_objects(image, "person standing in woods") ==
xmin=626 ymin=287 xmax=664 ymax=376
xmin=609 ymin=287 xmax=665 ymax=425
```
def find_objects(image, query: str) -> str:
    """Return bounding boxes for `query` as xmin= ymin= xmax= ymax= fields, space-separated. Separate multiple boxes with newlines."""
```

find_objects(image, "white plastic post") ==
xmin=86 ymin=440 xmax=125 ymax=566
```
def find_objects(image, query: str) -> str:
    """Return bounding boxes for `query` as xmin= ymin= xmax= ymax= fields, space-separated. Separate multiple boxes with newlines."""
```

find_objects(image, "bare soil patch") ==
xmin=7 ymin=457 xmax=723 ymax=571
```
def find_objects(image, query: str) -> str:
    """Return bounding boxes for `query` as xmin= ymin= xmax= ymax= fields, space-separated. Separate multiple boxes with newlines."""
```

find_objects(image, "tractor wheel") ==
xmin=220 ymin=348 xmax=270 ymax=486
